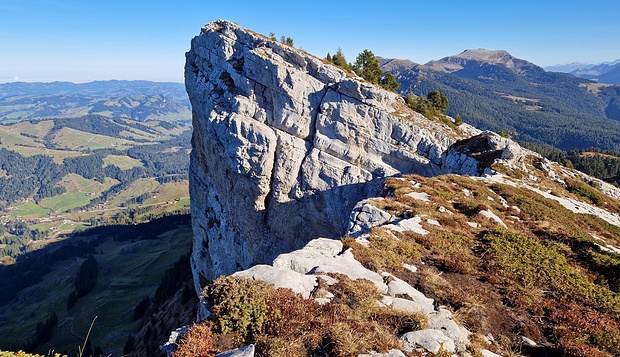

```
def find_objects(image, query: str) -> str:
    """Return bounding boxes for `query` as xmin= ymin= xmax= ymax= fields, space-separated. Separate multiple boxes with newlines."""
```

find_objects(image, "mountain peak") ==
xmin=423 ymin=48 xmax=541 ymax=75
xmin=452 ymin=48 xmax=513 ymax=62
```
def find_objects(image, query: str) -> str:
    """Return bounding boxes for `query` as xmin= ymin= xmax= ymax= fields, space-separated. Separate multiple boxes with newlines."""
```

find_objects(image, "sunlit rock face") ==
xmin=185 ymin=19 xmax=493 ymax=290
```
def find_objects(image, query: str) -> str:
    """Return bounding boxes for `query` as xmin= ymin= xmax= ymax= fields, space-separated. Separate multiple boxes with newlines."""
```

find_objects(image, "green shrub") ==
xmin=455 ymin=114 xmax=463 ymax=126
xmin=567 ymin=180 xmax=603 ymax=205
xmin=205 ymin=276 xmax=272 ymax=342
xmin=481 ymin=230 xmax=620 ymax=312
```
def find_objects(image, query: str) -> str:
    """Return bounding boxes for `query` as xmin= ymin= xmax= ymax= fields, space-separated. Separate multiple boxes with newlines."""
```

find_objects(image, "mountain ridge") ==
xmin=545 ymin=59 xmax=620 ymax=73
xmin=423 ymin=48 xmax=543 ymax=77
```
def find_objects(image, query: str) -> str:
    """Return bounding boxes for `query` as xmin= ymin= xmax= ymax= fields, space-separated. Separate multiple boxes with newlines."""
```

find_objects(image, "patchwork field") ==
xmin=1 ymin=116 xmax=190 ymax=267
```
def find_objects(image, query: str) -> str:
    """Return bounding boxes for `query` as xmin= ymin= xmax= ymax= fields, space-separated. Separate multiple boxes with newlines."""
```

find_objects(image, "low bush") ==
xmin=551 ymin=304 xmax=620 ymax=356
xmin=172 ymin=322 xmax=218 ymax=357
xmin=481 ymin=230 xmax=620 ymax=312
xmin=567 ymin=179 xmax=603 ymax=205
xmin=205 ymin=276 xmax=272 ymax=343
xmin=174 ymin=275 xmax=428 ymax=356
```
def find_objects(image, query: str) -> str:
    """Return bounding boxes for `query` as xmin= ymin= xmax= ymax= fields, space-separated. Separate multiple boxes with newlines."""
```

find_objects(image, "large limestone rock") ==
xmin=186 ymin=19 xmax=463 ymax=285
xmin=185 ymin=20 xmax=525 ymax=289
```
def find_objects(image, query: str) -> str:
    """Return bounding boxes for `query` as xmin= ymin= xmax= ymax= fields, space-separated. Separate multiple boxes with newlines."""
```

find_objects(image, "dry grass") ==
xmin=174 ymin=275 xmax=428 ymax=356
xmin=551 ymin=304 xmax=620 ymax=357
xmin=344 ymin=228 xmax=420 ymax=272
xmin=177 ymin=172 xmax=620 ymax=356
xmin=350 ymin=174 xmax=620 ymax=354
xmin=172 ymin=322 xmax=218 ymax=357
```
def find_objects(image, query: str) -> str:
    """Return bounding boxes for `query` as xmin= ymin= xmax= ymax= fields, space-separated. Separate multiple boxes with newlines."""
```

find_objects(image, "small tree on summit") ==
xmin=332 ymin=48 xmax=349 ymax=70
xmin=455 ymin=114 xmax=463 ymax=126
xmin=327 ymin=48 xmax=401 ymax=91
xmin=280 ymin=35 xmax=294 ymax=46
xmin=353 ymin=49 xmax=383 ymax=84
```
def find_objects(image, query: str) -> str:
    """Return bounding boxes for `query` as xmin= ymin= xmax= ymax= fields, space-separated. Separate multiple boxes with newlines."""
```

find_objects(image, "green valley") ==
xmin=0 ymin=113 xmax=191 ymax=264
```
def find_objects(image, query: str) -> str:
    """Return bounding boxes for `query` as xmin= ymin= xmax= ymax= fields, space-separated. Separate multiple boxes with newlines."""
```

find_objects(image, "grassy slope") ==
xmin=39 ymin=175 xmax=119 ymax=213
xmin=346 ymin=170 xmax=620 ymax=356
xmin=102 ymin=154 xmax=144 ymax=170
xmin=8 ymin=202 xmax=51 ymax=219
xmin=7 ymin=178 xmax=189 ymax=241
xmin=1 ymin=118 xmax=190 ymax=269
xmin=50 ymin=127 xmax=137 ymax=151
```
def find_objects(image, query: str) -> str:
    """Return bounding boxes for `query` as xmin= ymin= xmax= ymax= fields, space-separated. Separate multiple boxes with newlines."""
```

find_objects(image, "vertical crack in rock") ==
xmin=308 ymin=84 xmax=331 ymax=147
xmin=262 ymin=130 xmax=280 ymax=224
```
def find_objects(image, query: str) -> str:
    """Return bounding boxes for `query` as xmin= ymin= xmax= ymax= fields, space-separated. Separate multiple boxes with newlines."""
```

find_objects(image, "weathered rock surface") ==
xmin=186 ymin=19 xmax=500 ymax=285
xmin=348 ymin=199 xmax=393 ymax=237
xmin=181 ymin=19 xmax=620 ymax=357
xmin=443 ymin=131 xmax=532 ymax=176
xmin=400 ymin=329 xmax=457 ymax=354
xmin=215 ymin=344 xmax=255 ymax=357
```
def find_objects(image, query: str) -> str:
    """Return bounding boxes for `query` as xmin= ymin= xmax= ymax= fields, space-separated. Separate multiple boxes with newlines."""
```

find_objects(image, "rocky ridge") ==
xmin=182 ymin=20 xmax=620 ymax=357
xmin=184 ymin=20 xmax=531 ymax=287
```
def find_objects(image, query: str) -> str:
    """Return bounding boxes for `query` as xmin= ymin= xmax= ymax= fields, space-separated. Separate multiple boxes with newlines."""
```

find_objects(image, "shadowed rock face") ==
xmin=185 ymin=20 xmax=510 ymax=291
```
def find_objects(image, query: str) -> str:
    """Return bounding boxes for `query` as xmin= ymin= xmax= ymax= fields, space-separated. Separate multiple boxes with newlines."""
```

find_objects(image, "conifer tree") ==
xmin=380 ymin=73 xmax=401 ymax=92
xmin=332 ymin=48 xmax=349 ymax=69
xmin=353 ymin=49 xmax=382 ymax=84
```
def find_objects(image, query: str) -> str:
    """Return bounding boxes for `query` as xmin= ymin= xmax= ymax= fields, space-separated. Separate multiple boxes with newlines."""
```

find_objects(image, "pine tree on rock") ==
xmin=353 ymin=49 xmax=383 ymax=84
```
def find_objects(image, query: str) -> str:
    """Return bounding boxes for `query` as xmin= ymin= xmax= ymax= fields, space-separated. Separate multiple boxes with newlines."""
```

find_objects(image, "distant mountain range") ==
xmin=380 ymin=49 xmax=620 ymax=151
xmin=0 ymin=80 xmax=190 ymax=123
xmin=545 ymin=59 xmax=620 ymax=84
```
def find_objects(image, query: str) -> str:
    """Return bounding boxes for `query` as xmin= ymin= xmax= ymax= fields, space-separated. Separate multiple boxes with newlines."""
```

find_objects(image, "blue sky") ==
xmin=1 ymin=0 xmax=619 ymax=83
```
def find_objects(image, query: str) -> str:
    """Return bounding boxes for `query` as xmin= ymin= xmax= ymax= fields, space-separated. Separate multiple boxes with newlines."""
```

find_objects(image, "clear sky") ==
xmin=1 ymin=0 xmax=619 ymax=83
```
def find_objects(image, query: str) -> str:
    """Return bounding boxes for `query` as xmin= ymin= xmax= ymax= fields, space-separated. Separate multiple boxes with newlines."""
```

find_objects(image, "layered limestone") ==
xmin=185 ymin=20 xmax=521 ymax=288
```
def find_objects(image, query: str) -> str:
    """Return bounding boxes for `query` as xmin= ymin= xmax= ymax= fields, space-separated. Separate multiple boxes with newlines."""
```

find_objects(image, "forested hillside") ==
xmin=520 ymin=142 xmax=620 ymax=183
xmin=0 ymin=81 xmax=194 ymax=356
xmin=380 ymin=54 xmax=620 ymax=151
xmin=0 ymin=215 xmax=195 ymax=356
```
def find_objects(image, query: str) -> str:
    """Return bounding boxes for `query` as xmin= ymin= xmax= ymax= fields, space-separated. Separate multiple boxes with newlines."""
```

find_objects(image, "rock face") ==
xmin=185 ymin=19 xmax=520 ymax=288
